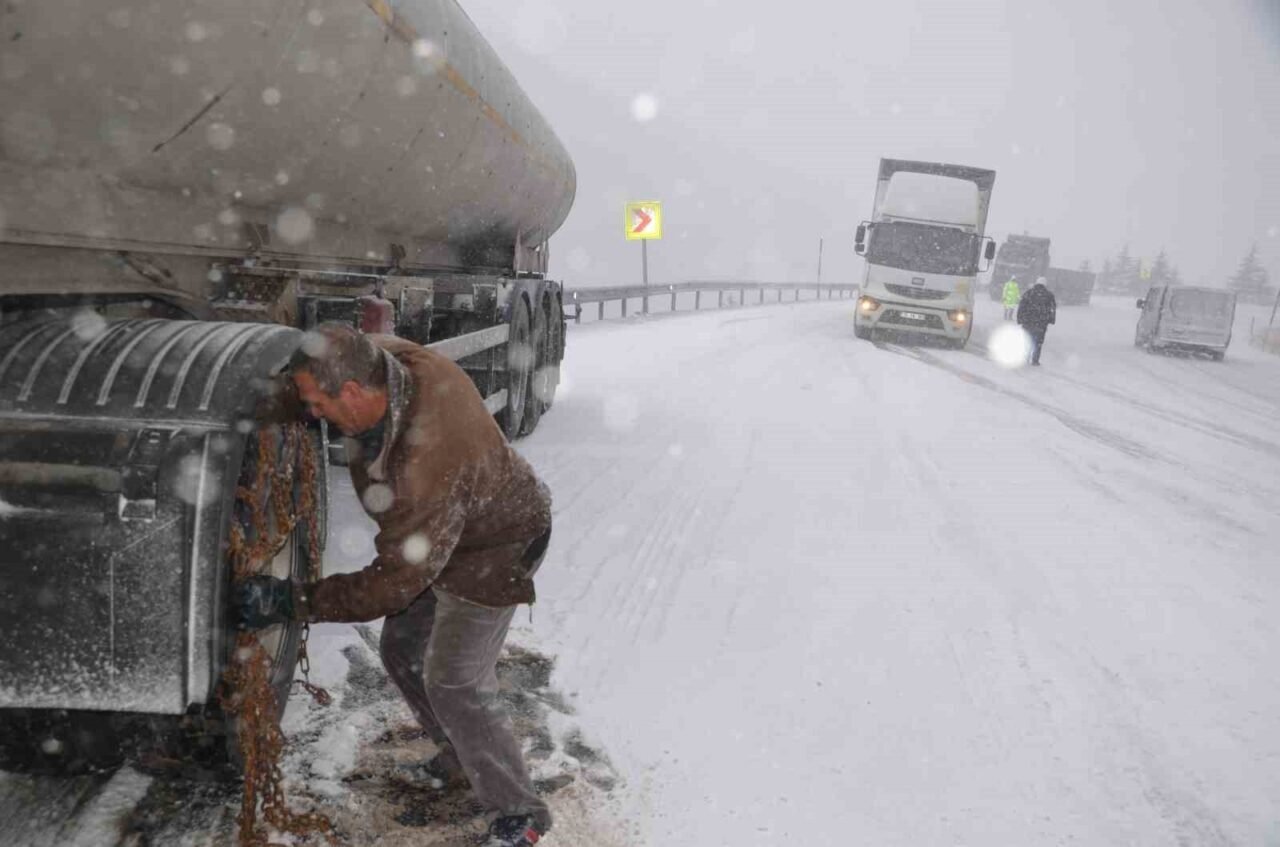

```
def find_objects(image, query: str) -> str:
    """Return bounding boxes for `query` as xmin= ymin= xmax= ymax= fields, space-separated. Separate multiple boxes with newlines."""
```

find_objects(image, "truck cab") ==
xmin=853 ymin=160 xmax=996 ymax=348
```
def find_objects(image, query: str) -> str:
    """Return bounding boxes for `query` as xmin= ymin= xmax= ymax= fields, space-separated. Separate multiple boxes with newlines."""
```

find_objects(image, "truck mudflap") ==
xmin=0 ymin=318 xmax=303 ymax=716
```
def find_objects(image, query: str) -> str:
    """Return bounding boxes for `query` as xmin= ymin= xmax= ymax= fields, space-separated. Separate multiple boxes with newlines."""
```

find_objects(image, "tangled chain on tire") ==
xmin=223 ymin=424 xmax=336 ymax=846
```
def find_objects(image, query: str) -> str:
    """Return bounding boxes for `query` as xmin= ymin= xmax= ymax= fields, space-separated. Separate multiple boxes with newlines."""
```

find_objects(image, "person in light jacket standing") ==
xmin=1017 ymin=277 xmax=1057 ymax=366
xmin=1002 ymin=276 xmax=1021 ymax=320
xmin=237 ymin=322 xmax=553 ymax=847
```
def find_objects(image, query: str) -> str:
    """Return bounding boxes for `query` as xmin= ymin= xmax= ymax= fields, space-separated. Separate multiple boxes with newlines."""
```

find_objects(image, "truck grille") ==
xmin=884 ymin=284 xmax=950 ymax=301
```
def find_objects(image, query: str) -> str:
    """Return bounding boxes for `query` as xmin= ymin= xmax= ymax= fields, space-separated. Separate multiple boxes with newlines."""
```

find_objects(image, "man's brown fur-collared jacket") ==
xmin=298 ymin=335 xmax=551 ymax=621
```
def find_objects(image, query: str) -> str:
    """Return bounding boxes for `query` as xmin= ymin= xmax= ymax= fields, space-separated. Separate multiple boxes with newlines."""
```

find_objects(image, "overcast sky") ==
xmin=465 ymin=0 xmax=1280 ymax=288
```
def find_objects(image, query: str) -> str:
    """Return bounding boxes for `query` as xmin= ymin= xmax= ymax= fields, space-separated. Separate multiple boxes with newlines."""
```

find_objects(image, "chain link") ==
xmin=222 ymin=423 xmax=336 ymax=846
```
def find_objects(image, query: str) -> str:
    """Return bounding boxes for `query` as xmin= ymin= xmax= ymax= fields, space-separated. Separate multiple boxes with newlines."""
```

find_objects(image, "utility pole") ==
xmin=642 ymin=240 xmax=649 ymax=314
xmin=817 ymin=238 xmax=824 ymax=284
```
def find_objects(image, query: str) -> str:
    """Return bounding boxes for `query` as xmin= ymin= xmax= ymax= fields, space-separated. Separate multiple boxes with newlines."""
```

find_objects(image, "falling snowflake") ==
xmin=206 ymin=122 xmax=235 ymax=151
xmin=362 ymin=484 xmax=395 ymax=514
xmin=262 ymin=87 xmax=282 ymax=106
xmin=299 ymin=330 xmax=329 ymax=358
xmin=276 ymin=207 xmax=315 ymax=244
xmin=402 ymin=534 xmax=432 ymax=564
xmin=70 ymin=309 xmax=107 ymax=342
xmin=631 ymin=94 xmax=659 ymax=123
xmin=987 ymin=323 xmax=1032 ymax=369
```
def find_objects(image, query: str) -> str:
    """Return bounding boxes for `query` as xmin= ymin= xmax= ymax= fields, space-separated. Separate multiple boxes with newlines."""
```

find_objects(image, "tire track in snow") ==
xmin=965 ymin=341 xmax=1280 ymax=461
xmin=878 ymin=341 xmax=1163 ymax=462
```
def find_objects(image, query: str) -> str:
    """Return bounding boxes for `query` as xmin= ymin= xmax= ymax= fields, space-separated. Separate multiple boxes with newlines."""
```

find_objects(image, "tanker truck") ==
xmin=0 ymin=0 xmax=575 ymax=768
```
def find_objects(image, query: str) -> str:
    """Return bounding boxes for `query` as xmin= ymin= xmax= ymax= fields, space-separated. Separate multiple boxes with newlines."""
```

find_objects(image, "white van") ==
xmin=1134 ymin=285 xmax=1236 ymax=360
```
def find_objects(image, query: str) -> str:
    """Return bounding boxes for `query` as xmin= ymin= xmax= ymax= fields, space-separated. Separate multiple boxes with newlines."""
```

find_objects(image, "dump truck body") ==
xmin=988 ymin=235 xmax=1051 ymax=301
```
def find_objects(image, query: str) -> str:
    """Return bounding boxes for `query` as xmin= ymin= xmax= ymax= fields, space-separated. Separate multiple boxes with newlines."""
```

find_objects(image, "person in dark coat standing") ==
xmin=1017 ymin=277 xmax=1057 ymax=366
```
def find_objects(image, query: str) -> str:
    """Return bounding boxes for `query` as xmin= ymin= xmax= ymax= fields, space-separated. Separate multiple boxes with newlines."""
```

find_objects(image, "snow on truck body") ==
xmin=854 ymin=159 xmax=997 ymax=348
xmin=0 ymin=0 xmax=575 ymax=754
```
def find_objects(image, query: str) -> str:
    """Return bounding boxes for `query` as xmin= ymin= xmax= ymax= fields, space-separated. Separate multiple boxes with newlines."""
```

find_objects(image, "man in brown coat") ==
xmin=236 ymin=322 xmax=552 ymax=846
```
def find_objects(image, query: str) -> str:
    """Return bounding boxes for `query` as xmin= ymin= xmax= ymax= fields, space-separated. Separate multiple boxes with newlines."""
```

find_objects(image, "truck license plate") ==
xmin=899 ymin=311 xmax=926 ymax=321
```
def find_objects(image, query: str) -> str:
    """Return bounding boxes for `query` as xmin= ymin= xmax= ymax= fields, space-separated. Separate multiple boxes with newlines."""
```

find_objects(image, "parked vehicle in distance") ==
xmin=1134 ymin=286 xmax=1236 ymax=360
xmin=988 ymin=234 xmax=1050 ymax=301
xmin=1045 ymin=266 xmax=1096 ymax=306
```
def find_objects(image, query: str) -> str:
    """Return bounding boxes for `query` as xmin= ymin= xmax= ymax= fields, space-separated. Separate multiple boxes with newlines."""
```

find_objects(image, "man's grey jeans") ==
xmin=379 ymin=587 xmax=551 ymax=832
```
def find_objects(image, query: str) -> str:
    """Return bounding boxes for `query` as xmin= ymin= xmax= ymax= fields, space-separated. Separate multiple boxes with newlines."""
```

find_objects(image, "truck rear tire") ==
xmin=521 ymin=294 xmax=563 ymax=436
xmin=219 ymin=425 xmax=326 ymax=768
xmin=500 ymin=299 xmax=533 ymax=440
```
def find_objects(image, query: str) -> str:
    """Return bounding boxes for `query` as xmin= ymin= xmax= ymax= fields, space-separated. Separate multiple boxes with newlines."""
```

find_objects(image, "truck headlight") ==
xmin=859 ymin=296 xmax=881 ymax=313
xmin=948 ymin=309 xmax=969 ymax=324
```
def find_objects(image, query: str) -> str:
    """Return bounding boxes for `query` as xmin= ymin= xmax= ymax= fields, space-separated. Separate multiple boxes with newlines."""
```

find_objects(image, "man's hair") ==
xmin=289 ymin=322 xmax=387 ymax=395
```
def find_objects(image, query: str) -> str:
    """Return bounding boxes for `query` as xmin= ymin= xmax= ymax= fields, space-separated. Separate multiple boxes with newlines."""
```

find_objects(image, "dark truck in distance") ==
xmin=988 ymin=235 xmax=1094 ymax=305
xmin=1044 ymin=267 xmax=1096 ymax=306
xmin=988 ymin=234 xmax=1050 ymax=301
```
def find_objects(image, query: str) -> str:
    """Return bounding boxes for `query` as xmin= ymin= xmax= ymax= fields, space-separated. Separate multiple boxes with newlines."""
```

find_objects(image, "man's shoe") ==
xmin=482 ymin=814 xmax=544 ymax=845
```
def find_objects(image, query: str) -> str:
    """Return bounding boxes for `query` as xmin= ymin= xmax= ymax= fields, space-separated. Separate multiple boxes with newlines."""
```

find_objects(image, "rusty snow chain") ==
xmin=223 ymin=423 xmax=336 ymax=847
xmin=295 ymin=434 xmax=334 ymax=708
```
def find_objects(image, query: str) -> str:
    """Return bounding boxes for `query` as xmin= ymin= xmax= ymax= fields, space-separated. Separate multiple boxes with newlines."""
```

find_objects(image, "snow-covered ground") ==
xmin=4 ymin=293 xmax=1278 ymax=846
xmin=506 ymin=293 xmax=1280 ymax=845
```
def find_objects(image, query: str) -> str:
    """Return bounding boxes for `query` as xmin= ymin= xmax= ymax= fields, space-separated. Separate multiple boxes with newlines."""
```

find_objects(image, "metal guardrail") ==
xmin=564 ymin=282 xmax=860 ymax=323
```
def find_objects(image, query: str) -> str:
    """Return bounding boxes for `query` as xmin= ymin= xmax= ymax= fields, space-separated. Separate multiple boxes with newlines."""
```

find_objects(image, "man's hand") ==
xmin=232 ymin=575 xmax=296 ymax=630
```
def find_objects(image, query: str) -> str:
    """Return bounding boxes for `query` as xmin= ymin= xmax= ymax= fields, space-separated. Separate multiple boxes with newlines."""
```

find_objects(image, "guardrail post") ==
xmin=671 ymin=287 xmax=677 ymax=312
xmin=759 ymin=289 xmax=765 ymax=305
xmin=598 ymin=301 xmax=604 ymax=321
xmin=718 ymin=290 xmax=724 ymax=308
xmin=575 ymin=302 xmax=582 ymax=324
xmin=642 ymin=294 xmax=648 ymax=315
xmin=695 ymin=290 xmax=701 ymax=310
xmin=623 ymin=297 xmax=629 ymax=318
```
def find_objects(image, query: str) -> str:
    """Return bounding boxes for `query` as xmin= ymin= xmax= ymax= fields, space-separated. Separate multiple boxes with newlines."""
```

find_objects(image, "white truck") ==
xmin=853 ymin=159 xmax=997 ymax=348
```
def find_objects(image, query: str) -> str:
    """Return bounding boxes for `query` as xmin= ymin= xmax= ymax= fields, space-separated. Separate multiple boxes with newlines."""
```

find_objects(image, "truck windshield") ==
xmin=866 ymin=222 xmax=980 ymax=276
xmin=1169 ymin=290 xmax=1233 ymax=320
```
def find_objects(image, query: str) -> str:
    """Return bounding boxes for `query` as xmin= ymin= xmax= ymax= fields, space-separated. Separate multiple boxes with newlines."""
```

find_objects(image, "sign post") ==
xmin=625 ymin=201 xmax=663 ymax=314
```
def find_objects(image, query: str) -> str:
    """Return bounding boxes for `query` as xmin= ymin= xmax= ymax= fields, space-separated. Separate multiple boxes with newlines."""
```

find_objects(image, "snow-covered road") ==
xmin=509 ymin=294 xmax=1280 ymax=845
xmin=4 ymin=294 xmax=1278 ymax=847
